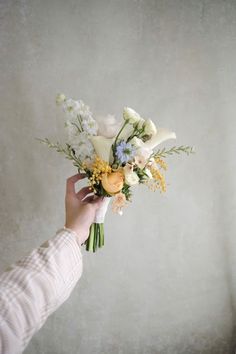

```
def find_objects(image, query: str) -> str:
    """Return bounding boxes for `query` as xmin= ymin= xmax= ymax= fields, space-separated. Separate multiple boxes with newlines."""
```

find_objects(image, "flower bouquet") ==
xmin=39 ymin=94 xmax=194 ymax=252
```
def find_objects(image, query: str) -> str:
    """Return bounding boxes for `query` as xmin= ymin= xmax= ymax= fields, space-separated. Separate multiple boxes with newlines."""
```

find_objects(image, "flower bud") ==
xmin=123 ymin=107 xmax=144 ymax=125
xmin=56 ymin=93 xmax=66 ymax=105
xmin=144 ymin=119 xmax=157 ymax=136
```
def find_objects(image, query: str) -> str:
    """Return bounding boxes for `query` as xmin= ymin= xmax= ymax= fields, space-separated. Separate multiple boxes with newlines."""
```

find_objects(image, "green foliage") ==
xmin=37 ymin=138 xmax=84 ymax=170
xmin=93 ymin=183 xmax=111 ymax=198
xmin=135 ymin=167 xmax=150 ymax=184
xmin=154 ymin=145 xmax=195 ymax=158
xmin=122 ymin=184 xmax=132 ymax=201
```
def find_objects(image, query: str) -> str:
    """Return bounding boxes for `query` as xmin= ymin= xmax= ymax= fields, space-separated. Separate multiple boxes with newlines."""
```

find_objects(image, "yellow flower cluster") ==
xmin=155 ymin=157 xmax=168 ymax=171
xmin=147 ymin=166 xmax=166 ymax=193
xmin=88 ymin=156 xmax=112 ymax=186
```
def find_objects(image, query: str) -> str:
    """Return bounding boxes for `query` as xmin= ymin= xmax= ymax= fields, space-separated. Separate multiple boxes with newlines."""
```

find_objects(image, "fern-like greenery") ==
xmin=154 ymin=145 xmax=195 ymax=159
xmin=37 ymin=138 xmax=84 ymax=170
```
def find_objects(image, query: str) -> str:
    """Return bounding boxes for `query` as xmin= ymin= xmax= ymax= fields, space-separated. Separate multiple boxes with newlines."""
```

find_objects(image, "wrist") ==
xmin=64 ymin=224 xmax=89 ymax=246
xmin=63 ymin=226 xmax=83 ymax=246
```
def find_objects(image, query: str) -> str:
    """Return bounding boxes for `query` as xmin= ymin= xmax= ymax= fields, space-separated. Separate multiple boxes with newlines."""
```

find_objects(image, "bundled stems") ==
xmin=85 ymin=223 xmax=105 ymax=252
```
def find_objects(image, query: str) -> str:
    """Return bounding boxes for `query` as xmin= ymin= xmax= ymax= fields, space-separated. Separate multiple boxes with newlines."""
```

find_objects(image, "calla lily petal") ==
xmin=144 ymin=128 xmax=176 ymax=150
xmin=89 ymin=136 xmax=115 ymax=163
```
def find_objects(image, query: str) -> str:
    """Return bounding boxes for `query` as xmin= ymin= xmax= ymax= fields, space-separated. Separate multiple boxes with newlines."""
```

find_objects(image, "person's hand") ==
xmin=65 ymin=173 xmax=103 ymax=245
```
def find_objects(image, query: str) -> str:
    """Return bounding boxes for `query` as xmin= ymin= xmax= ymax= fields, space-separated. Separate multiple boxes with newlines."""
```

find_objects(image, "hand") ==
xmin=65 ymin=173 xmax=103 ymax=245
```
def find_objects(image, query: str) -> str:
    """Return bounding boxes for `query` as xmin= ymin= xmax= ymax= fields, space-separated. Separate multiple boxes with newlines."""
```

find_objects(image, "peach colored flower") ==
xmin=101 ymin=171 xmax=124 ymax=195
xmin=112 ymin=192 xmax=127 ymax=214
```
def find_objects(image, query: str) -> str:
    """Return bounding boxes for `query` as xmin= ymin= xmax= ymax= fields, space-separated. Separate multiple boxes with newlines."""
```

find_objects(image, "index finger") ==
xmin=66 ymin=173 xmax=86 ymax=195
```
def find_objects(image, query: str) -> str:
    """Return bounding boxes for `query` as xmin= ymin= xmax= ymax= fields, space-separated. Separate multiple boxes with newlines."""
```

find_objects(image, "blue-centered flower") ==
xmin=115 ymin=140 xmax=136 ymax=164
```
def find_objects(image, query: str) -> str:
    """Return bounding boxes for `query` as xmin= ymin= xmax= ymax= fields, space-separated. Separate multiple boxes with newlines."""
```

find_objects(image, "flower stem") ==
xmin=100 ymin=224 xmax=104 ymax=246
xmin=112 ymin=121 xmax=129 ymax=154
xmin=86 ymin=224 xmax=95 ymax=252
xmin=126 ymin=126 xmax=144 ymax=143
xmin=85 ymin=223 xmax=105 ymax=252
xmin=93 ymin=224 xmax=97 ymax=252
xmin=71 ymin=121 xmax=82 ymax=133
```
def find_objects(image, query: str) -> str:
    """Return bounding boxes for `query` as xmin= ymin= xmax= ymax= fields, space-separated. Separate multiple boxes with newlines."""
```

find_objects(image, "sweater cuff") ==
xmin=56 ymin=227 xmax=83 ymax=249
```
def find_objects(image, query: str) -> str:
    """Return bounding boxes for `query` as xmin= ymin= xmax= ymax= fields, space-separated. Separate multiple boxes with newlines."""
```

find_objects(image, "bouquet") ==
xmin=39 ymin=93 xmax=194 ymax=252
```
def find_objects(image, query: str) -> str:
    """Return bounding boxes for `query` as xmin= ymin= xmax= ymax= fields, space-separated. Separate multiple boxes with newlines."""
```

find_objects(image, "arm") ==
xmin=0 ymin=174 xmax=103 ymax=354
xmin=0 ymin=228 xmax=82 ymax=353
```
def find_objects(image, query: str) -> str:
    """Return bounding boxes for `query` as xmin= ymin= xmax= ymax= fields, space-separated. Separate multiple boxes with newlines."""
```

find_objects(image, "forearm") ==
xmin=0 ymin=228 xmax=83 ymax=353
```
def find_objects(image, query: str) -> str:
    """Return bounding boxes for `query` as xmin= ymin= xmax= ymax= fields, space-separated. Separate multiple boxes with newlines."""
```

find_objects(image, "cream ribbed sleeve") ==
xmin=0 ymin=228 xmax=83 ymax=354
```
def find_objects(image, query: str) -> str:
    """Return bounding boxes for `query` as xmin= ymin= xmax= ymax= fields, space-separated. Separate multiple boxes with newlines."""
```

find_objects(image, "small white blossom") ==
xmin=70 ymin=131 xmax=95 ymax=161
xmin=138 ymin=146 xmax=153 ymax=159
xmin=124 ymin=170 xmax=139 ymax=186
xmin=134 ymin=155 xmax=147 ymax=169
xmin=144 ymin=119 xmax=157 ymax=136
xmin=81 ymin=114 xmax=98 ymax=135
xmin=123 ymin=107 xmax=145 ymax=126
xmin=123 ymin=163 xmax=134 ymax=174
xmin=56 ymin=93 xmax=66 ymax=105
xmin=65 ymin=120 xmax=79 ymax=141
xmin=63 ymin=98 xmax=83 ymax=118
xmin=130 ymin=137 xmax=144 ymax=148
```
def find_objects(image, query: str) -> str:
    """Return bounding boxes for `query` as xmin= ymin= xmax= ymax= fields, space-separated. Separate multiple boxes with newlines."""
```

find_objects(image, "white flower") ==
xmin=130 ymin=138 xmax=153 ymax=157
xmin=134 ymin=155 xmax=147 ymax=169
xmin=144 ymin=128 xmax=176 ymax=150
xmin=124 ymin=170 xmax=139 ymax=186
xmin=132 ymin=140 xmax=153 ymax=168
xmin=123 ymin=107 xmax=145 ymax=126
xmin=63 ymin=98 xmax=82 ymax=118
xmin=65 ymin=120 xmax=78 ymax=141
xmin=135 ymin=148 xmax=152 ymax=168
xmin=62 ymin=97 xmax=98 ymax=135
xmin=123 ymin=163 xmax=134 ymax=174
xmin=138 ymin=146 xmax=153 ymax=159
xmin=81 ymin=114 xmax=98 ymax=135
xmin=89 ymin=136 xmax=115 ymax=163
xmin=56 ymin=93 xmax=66 ymax=105
xmin=144 ymin=119 xmax=157 ymax=136
xmin=98 ymin=115 xmax=121 ymax=138
xmin=78 ymin=102 xmax=91 ymax=116
xmin=69 ymin=132 xmax=95 ymax=161
xmin=130 ymin=137 xmax=145 ymax=148
xmin=83 ymin=157 xmax=95 ymax=171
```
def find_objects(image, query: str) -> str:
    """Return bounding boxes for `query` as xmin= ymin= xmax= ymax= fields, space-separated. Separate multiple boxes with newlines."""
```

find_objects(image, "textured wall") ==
xmin=0 ymin=0 xmax=236 ymax=353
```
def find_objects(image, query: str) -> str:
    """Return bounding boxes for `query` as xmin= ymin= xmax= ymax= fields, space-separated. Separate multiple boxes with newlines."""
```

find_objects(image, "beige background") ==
xmin=0 ymin=0 xmax=236 ymax=353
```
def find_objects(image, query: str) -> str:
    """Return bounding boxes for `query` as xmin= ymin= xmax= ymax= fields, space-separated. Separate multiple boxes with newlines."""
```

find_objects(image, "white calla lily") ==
xmin=144 ymin=128 xmax=176 ymax=150
xmin=89 ymin=136 xmax=114 ymax=163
